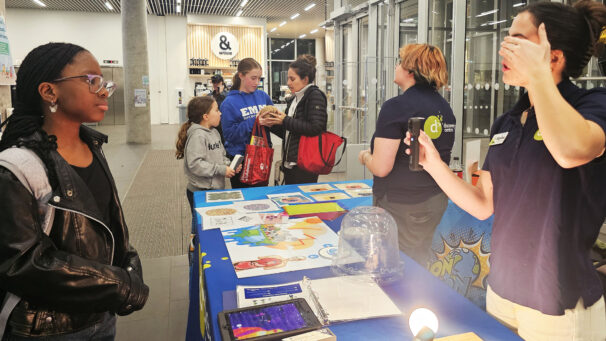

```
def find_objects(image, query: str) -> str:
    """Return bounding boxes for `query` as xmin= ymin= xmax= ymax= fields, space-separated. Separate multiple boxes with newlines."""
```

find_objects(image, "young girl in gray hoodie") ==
xmin=176 ymin=96 xmax=240 ymax=235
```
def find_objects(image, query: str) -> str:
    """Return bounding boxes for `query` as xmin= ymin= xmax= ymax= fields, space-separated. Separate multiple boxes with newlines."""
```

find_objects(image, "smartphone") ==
xmin=230 ymin=154 xmax=244 ymax=170
xmin=218 ymin=298 xmax=322 ymax=341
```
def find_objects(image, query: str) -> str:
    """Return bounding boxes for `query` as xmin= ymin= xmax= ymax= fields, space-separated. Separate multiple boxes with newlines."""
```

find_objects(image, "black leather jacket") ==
xmin=270 ymin=85 xmax=328 ymax=165
xmin=0 ymin=126 xmax=148 ymax=337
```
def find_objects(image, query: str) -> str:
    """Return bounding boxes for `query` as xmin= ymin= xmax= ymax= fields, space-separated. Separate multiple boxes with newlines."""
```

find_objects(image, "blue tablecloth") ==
xmin=186 ymin=180 xmax=521 ymax=341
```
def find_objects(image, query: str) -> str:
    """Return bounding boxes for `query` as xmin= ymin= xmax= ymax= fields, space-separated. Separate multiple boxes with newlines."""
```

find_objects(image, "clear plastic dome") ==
xmin=331 ymin=206 xmax=404 ymax=284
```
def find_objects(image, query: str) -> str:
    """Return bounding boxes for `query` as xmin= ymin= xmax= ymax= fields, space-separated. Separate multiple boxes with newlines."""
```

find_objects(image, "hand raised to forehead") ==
xmin=499 ymin=23 xmax=553 ymax=83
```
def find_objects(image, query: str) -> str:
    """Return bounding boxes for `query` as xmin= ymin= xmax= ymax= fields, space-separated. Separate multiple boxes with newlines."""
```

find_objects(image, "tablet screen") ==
xmin=227 ymin=302 xmax=309 ymax=340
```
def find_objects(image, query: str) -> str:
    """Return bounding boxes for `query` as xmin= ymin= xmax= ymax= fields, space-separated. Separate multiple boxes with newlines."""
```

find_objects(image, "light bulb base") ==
xmin=412 ymin=326 xmax=435 ymax=341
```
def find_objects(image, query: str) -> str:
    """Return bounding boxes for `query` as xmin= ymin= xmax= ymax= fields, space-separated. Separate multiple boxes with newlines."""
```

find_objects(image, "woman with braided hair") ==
xmin=0 ymin=43 xmax=148 ymax=339
xmin=405 ymin=1 xmax=606 ymax=339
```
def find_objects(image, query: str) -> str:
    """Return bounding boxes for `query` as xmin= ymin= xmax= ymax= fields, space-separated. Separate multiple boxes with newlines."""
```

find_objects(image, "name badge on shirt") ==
xmin=489 ymin=132 xmax=508 ymax=146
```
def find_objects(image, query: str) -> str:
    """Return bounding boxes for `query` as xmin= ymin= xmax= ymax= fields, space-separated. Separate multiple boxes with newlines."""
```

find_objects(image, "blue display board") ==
xmin=428 ymin=201 xmax=494 ymax=309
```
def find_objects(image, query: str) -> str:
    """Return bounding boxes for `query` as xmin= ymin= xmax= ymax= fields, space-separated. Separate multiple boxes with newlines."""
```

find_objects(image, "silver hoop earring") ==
xmin=49 ymin=101 xmax=58 ymax=113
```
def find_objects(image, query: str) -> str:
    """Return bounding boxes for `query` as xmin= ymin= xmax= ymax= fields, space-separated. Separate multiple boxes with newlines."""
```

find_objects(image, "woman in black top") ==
xmin=0 ymin=43 xmax=148 ymax=339
xmin=260 ymin=55 xmax=328 ymax=184
xmin=359 ymin=44 xmax=455 ymax=267
xmin=405 ymin=2 xmax=606 ymax=339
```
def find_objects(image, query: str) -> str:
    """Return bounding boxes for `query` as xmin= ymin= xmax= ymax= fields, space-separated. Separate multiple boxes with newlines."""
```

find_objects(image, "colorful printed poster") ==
xmin=134 ymin=89 xmax=147 ymax=107
xmin=0 ymin=16 xmax=15 ymax=85
xmin=344 ymin=188 xmax=373 ymax=198
xmin=232 ymin=199 xmax=281 ymax=213
xmin=310 ymin=192 xmax=350 ymax=202
xmin=266 ymin=192 xmax=313 ymax=206
xmin=222 ymin=217 xmax=339 ymax=278
xmin=206 ymin=190 xmax=244 ymax=202
xmin=196 ymin=205 xmax=262 ymax=230
xmin=298 ymin=184 xmax=336 ymax=193
xmin=334 ymin=182 xmax=371 ymax=191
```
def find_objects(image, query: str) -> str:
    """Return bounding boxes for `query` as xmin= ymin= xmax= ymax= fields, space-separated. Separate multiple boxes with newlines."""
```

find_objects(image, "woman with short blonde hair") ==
xmin=399 ymin=44 xmax=448 ymax=90
xmin=359 ymin=43 xmax=456 ymax=266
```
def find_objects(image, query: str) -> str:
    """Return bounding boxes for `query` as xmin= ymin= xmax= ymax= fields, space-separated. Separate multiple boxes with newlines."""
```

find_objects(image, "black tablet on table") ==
xmin=218 ymin=298 xmax=322 ymax=341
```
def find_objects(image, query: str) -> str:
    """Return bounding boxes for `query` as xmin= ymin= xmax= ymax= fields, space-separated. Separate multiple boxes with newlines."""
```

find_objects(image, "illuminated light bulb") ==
xmin=409 ymin=308 xmax=438 ymax=341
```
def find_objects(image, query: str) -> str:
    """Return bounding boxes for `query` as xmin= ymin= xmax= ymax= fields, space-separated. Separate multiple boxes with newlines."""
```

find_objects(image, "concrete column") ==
xmin=122 ymin=0 xmax=151 ymax=144
xmin=0 ymin=0 xmax=12 ymax=127
xmin=315 ymin=38 xmax=326 ymax=92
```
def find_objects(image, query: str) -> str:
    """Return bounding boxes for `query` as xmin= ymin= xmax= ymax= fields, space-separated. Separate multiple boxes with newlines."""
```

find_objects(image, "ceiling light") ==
xmin=104 ymin=1 xmax=114 ymax=10
xmin=33 ymin=0 xmax=46 ymax=7
xmin=270 ymin=27 xmax=277 ymax=32
xmin=236 ymin=9 xmax=243 ymax=16
xmin=240 ymin=0 xmax=249 ymax=7
xmin=476 ymin=9 xmax=498 ymax=17
xmin=290 ymin=13 xmax=300 ymax=20
xmin=299 ymin=34 xmax=306 ymax=39
xmin=481 ymin=19 xmax=507 ymax=26
xmin=305 ymin=3 xmax=316 ymax=11
xmin=513 ymin=2 xmax=525 ymax=7
xmin=310 ymin=29 xmax=318 ymax=34
xmin=176 ymin=4 xmax=181 ymax=13
xmin=177 ymin=0 xmax=181 ymax=3
xmin=279 ymin=21 xmax=287 ymax=27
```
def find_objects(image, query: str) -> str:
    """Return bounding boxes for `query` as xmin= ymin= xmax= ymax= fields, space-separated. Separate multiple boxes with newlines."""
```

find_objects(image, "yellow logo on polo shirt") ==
xmin=534 ymin=129 xmax=543 ymax=141
xmin=424 ymin=115 xmax=443 ymax=139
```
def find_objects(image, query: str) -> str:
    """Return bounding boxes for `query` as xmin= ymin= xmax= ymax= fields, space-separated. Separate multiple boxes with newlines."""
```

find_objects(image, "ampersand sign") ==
xmin=211 ymin=32 xmax=239 ymax=60
xmin=219 ymin=35 xmax=231 ymax=50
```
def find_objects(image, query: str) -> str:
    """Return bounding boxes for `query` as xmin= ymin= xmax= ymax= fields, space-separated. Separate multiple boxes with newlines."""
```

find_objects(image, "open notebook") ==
xmin=236 ymin=275 xmax=402 ymax=325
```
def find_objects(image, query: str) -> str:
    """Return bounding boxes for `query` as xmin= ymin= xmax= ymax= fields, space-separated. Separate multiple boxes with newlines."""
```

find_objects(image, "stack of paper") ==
xmin=236 ymin=275 xmax=402 ymax=325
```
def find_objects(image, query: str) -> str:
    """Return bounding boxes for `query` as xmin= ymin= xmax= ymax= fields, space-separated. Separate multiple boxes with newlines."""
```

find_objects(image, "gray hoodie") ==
xmin=184 ymin=123 xmax=230 ymax=191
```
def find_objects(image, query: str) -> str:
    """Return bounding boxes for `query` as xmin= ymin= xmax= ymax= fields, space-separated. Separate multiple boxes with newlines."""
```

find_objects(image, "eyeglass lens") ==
xmin=89 ymin=75 xmax=116 ymax=97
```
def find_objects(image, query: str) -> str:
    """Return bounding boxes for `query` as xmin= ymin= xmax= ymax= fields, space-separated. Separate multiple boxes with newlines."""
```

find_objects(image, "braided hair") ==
xmin=0 ymin=42 xmax=86 ymax=188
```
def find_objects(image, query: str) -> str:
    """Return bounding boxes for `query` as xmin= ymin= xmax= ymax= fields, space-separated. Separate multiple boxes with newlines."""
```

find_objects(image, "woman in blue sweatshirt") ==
xmin=220 ymin=58 xmax=273 ymax=188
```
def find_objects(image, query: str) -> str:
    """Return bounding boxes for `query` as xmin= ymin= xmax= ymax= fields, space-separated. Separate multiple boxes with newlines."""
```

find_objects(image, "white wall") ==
xmin=5 ymin=9 xmax=223 ymax=125
xmin=8 ymin=8 xmax=123 ymax=65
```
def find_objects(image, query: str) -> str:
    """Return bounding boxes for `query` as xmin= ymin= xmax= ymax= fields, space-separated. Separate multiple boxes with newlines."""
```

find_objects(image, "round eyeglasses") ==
xmin=52 ymin=74 xmax=116 ymax=97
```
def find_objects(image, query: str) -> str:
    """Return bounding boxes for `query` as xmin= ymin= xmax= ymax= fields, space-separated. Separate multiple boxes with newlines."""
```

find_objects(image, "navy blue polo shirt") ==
xmin=483 ymin=79 xmax=606 ymax=315
xmin=371 ymin=84 xmax=456 ymax=204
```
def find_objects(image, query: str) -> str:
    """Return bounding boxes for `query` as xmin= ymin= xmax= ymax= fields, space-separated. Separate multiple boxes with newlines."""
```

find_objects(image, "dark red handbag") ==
xmin=241 ymin=118 xmax=273 ymax=185
xmin=297 ymin=131 xmax=346 ymax=175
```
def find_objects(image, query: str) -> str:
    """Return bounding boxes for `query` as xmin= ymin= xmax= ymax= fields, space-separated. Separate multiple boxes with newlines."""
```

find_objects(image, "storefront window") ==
xmin=340 ymin=22 xmax=359 ymax=144
xmin=462 ymin=0 xmax=545 ymax=138
xmin=427 ymin=0 xmax=453 ymax=103
xmin=270 ymin=38 xmax=295 ymax=60
xmin=296 ymin=39 xmax=316 ymax=57
xmin=399 ymin=0 xmax=418 ymax=47
xmin=270 ymin=61 xmax=291 ymax=103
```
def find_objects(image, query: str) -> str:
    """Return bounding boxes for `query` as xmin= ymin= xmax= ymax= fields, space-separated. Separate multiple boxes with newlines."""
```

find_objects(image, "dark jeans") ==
xmin=186 ymin=189 xmax=196 ymax=235
xmin=374 ymin=192 xmax=448 ymax=268
xmin=283 ymin=166 xmax=319 ymax=185
xmin=6 ymin=312 xmax=115 ymax=341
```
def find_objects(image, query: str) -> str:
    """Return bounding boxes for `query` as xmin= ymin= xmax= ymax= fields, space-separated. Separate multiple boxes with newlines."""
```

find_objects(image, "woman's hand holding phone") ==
xmin=403 ymin=130 xmax=443 ymax=171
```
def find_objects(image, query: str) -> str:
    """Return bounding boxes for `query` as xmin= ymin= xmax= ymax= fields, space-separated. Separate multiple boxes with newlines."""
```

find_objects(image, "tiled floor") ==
xmin=96 ymin=124 xmax=190 ymax=341
xmin=94 ymin=123 xmax=346 ymax=340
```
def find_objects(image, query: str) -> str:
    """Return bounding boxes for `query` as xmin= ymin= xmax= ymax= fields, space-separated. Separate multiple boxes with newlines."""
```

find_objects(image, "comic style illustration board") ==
xmin=334 ymin=183 xmax=370 ymax=191
xmin=298 ymin=184 xmax=336 ymax=193
xmin=266 ymin=192 xmax=313 ymax=207
xmin=196 ymin=205 xmax=262 ymax=230
xmin=232 ymin=199 xmax=281 ymax=213
xmin=222 ymin=217 xmax=340 ymax=278
xmin=206 ymin=190 xmax=245 ymax=202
